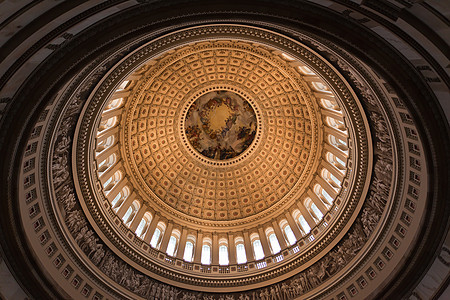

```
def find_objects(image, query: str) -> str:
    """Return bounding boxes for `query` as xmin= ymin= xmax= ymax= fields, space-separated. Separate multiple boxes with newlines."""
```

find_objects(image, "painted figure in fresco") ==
xmin=185 ymin=91 xmax=257 ymax=160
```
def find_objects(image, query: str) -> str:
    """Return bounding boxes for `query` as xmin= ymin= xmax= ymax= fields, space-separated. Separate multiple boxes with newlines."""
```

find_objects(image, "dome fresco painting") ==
xmin=185 ymin=90 xmax=257 ymax=160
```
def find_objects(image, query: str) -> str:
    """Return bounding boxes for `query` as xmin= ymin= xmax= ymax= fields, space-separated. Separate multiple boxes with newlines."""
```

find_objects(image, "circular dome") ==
xmin=68 ymin=24 xmax=372 ymax=292
xmin=116 ymin=38 xmax=333 ymax=224
xmin=4 ymin=2 xmax=448 ymax=299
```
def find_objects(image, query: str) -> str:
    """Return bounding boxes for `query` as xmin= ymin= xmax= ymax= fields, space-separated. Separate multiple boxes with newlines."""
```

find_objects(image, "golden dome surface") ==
xmin=72 ymin=24 xmax=370 ymax=292
xmin=121 ymin=40 xmax=322 ymax=222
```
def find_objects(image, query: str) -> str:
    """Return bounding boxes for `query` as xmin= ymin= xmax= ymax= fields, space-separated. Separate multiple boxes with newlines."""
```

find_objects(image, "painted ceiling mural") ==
xmin=185 ymin=90 xmax=257 ymax=160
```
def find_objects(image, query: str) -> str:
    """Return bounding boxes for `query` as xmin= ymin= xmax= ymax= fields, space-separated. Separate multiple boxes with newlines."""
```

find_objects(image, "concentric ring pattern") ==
xmin=77 ymin=26 xmax=371 ymax=291
xmin=3 ymin=1 xmax=448 ymax=300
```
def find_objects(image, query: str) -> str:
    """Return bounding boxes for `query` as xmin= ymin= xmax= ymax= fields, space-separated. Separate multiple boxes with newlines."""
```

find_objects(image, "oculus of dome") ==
xmin=185 ymin=90 xmax=257 ymax=160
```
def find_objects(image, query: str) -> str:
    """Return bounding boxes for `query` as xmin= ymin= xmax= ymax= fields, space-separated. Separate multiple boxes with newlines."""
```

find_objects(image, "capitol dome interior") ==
xmin=0 ymin=1 xmax=449 ymax=299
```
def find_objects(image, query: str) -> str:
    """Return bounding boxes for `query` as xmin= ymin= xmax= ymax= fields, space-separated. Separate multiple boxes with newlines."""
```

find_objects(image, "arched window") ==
xmin=201 ymin=238 xmax=212 ymax=265
xmin=184 ymin=241 xmax=194 ymax=262
xmin=279 ymin=220 xmax=296 ymax=245
xmin=321 ymin=168 xmax=341 ymax=190
xmin=326 ymin=117 xmax=346 ymax=132
xmin=98 ymin=116 xmax=118 ymax=134
xmin=284 ymin=225 xmax=296 ymax=245
xmin=293 ymin=209 xmax=311 ymax=235
xmin=105 ymin=98 xmax=123 ymax=111
xmin=321 ymin=98 xmax=340 ymax=112
xmin=183 ymin=235 xmax=196 ymax=262
xmin=218 ymin=238 xmax=229 ymax=265
xmin=135 ymin=212 xmax=152 ymax=238
xmin=111 ymin=186 xmax=130 ymax=211
xmin=122 ymin=200 xmax=140 ymax=226
xmin=116 ymin=80 xmax=129 ymax=91
xmin=265 ymin=227 xmax=281 ymax=254
xmin=122 ymin=207 xmax=133 ymax=224
xmin=314 ymin=184 xmax=334 ymax=206
xmin=298 ymin=65 xmax=315 ymax=75
xmin=166 ymin=236 xmax=177 ymax=256
xmin=150 ymin=228 xmax=161 ymax=248
xmin=166 ymin=229 xmax=180 ymax=257
xmin=281 ymin=53 xmax=295 ymax=61
xmin=96 ymin=135 xmax=115 ymax=153
xmin=235 ymin=237 xmax=247 ymax=264
xmin=298 ymin=215 xmax=311 ymax=234
xmin=314 ymin=184 xmax=334 ymax=205
xmin=98 ymin=153 xmax=116 ymax=174
xmin=305 ymin=198 xmax=324 ymax=222
xmin=312 ymin=81 xmax=331 ymax=93
xmin=329 ymin=135 xmax=348 ymax=152
xmin=250 ymin=233 xmax=265 ymax=260
xmin=311 ymin=203 xmax=323 ymax=220
xmin=150 ymin=221 xmax=166 ymax=249
xmin=326 ymin=152 xmax=346 ymax=171
xmin=103 ymin=170 xmax=122 ymax=193
xmin=111 ymin=193 xmax=122 ymax=208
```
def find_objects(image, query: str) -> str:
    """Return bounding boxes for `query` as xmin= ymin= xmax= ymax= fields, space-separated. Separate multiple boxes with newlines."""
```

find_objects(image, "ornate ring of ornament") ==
xmin=60 ymin=24 xmax=374 ymax=292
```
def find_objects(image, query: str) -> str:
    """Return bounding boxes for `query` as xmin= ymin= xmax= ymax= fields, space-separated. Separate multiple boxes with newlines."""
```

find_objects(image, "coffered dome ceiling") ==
xmin=0 ymin=1 xmax=448 ymax=300
xmin=71 ymin=27 xmax=372 ymax=291
xmin=102 ymin=37 xmax=348 ymax=224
